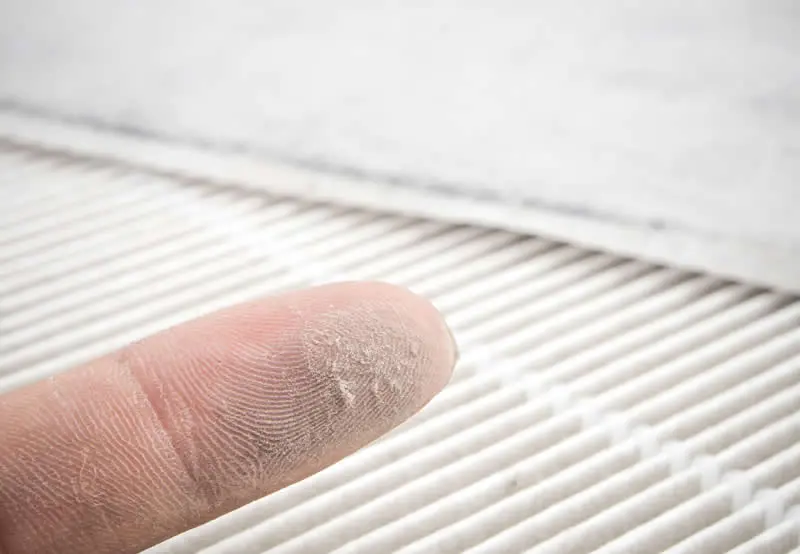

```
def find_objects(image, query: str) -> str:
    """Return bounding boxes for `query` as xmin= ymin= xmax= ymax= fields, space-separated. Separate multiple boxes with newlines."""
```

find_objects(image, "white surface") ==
xmin=2 ymin=111 xmax=799 ymax=295
xmin=1 ymin=0 xmax=798 ymax=291
xmin=1 ymin=146 xmax=799 ymax=552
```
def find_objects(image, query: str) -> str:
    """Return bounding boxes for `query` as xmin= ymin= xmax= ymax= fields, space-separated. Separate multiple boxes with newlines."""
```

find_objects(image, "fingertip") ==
xmin=0 ymin=281 xmax=458 ymax=554
xmin=329 ymin=281 xmax=458 ymax=399
xmin=129 ymin=280 xmax=458 ymax=508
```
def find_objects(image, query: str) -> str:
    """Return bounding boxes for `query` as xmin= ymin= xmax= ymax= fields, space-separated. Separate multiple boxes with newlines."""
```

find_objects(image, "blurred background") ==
xmin=1 ymin=0 xmax=799 ymax=291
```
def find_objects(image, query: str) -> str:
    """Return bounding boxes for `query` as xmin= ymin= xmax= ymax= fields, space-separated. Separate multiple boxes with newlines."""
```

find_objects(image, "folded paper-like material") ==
xmin=2 ymin=109 xmax=798 ymax=295
xmin=2 ymin=147 xmax=799 ymax=553
xmin=1 ymin=0 xmax=798 ymax=292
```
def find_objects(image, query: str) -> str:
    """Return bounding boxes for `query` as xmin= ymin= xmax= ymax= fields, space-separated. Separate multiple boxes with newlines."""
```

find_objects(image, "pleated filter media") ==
xmin=1 ymin=142 xmax=799 ymax=553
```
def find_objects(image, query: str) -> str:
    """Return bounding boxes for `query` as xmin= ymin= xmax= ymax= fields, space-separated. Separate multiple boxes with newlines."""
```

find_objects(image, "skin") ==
xmin=0 ymin=282 xmax=457 ymax=554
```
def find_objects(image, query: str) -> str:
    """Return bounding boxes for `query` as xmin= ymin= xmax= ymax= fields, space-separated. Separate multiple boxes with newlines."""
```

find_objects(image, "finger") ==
xmin=0 ymin=282 xmax=456 ymax=554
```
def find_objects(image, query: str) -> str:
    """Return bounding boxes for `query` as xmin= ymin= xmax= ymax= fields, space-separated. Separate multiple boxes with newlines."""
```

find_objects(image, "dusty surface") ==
xmin=1 ymin=0 xmax=798 ymax=288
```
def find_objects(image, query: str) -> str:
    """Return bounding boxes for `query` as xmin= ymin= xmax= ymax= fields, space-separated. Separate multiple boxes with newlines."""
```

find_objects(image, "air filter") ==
xmin=0 ymin=143 xmax=798 ymax=553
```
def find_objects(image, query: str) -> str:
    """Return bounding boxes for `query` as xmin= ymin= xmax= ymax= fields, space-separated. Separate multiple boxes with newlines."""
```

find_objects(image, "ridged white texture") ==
xmin=0 ymin=144 xmax=798 ymax=553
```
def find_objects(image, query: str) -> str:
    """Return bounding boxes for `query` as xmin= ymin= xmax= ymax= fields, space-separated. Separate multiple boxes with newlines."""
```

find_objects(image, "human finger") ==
xmin=0 ymin=282 xmax=457 ymax=554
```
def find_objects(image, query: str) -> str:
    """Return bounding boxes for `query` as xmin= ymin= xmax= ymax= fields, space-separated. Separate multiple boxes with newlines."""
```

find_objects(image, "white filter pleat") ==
xmin=0 ymin=145 xmax=797 ymax=554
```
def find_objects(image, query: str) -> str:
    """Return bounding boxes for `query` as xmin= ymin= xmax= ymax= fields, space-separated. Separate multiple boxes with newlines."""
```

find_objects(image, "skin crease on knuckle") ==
xmin=0 ymin=283 xmax=456 ymax=554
